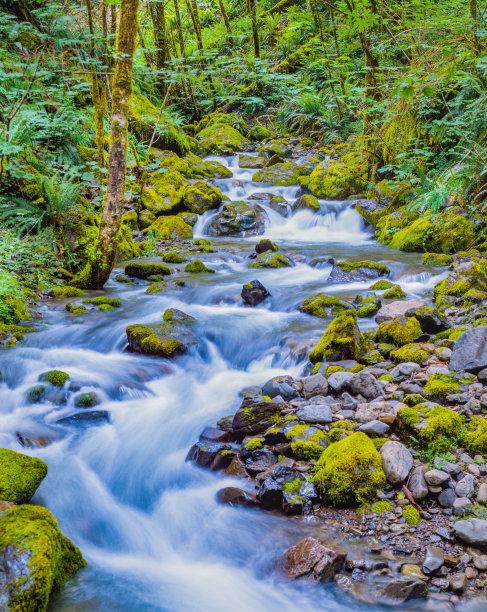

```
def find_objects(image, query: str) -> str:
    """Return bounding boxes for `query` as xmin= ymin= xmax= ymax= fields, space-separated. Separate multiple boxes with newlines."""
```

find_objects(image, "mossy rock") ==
xmin=403 ymin=505 xmax=420 ymax=525
xmin=197 ymin=124 xmax=249 ymax=155
xmin=121 ymin=210 xmax=138 ymax=231
xmin=150 ymin=149 xmax=192 ymax=176
xmin=424 ymin=373 xmax=459 ymax=400
xmin=249 ymin=252 xmax=294 ymax=268
xmin=125 ymin=262 xmax=171 ymax=280
xmin=183 ymin=181 xmax=223 ymax=214
xmin=184 ymin=152 xmax=233 ymax=179
xmin=375 ymin=316 xmax=422 ymax=347
xmin=252 ymin=162 xmax=301 ymax=186
xmin=383 ymin=285 xmax=406 ymax=299
xmin=354 ymin=294 xmax=381 ymax=318
xmin=145 ymin=282 xmax=167 ymax=294
xmin=147 ymin=215 xmax=193 ymax=240
xmin=0 ymin=294 xmax=30 ymax=325
xmin=0 ymin=504 xmax=86 ymax=612
xmin=238 ymin=154 xmax=266 ymax=169
xmin=391 ymin=344 xmax=428 ymax=364
xmin=308 ymin=145 xmax=368 ymax=199
xmin=178 ymin=212 xmax=197 ymax=226
xmin=370 ymin=279 xmax=395 ymax=290
xmin=0 ymin=448 xmax=48 ymax=503
xmin=117 ymin=222 xmax=142 ymax=261
xmin=65 ymin=303 xmax=88 ymax=315
xmin=185 ymin=259 xmax=215 ymax=273
xmin=248 ymin=125 xmax=272 ymax=141
xmin=398 ymin=404 xmax=464 ymax=445
xmin=463 ymin=416 xmax=487 ymax=454
xmin=139 ymin=209 xmax=156 ymax=230
xmin=329 ymin=260 xmax=390 ymax=283
xmin=313 ymin=432 xmax=386 ymax=507
xmin=257 ymin=139 xmax=292 ymax=157
xmin=208 ymin=201 xmax=266 ymax=237
xmin=126 ymin=319 xmax=197 ymax=358
xmin=40 ymin=370 xmax=70 ymax=387
xmin=299 ymin=293 xmax=351 ymax=318
xmin=309 ymin=310 xmax=362 ymax=363
xmin=255 ymin=238 xmax=278 ymax=254
xmin=292 ymin=194 xmax=319 ymax=212
xmin=195 ymin=112 xmax=247 ymax=136
xmin=162 ymin=250 xmax=186 ymax=264
xmin=140 ymin=170 xmax=189 ymax=215
xmin=422 ymin=253 xmax=453 ymax=266
xmin=52 ymin=287 xmax=86 ymax=298
xmin=83 ymin=297 xmax=121 ymax=308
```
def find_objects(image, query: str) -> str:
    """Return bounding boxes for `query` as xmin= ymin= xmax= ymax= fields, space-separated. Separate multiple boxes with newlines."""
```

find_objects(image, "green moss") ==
xmin=25 ymin=385 xmax=46 ymax=403
xmin=125 ymin=262 xmax=171 ymax=279
xmin=0 ymin=448 xmax=48 ymax=503
xmin=379 ymin=374 xmax=393 ymax=382
xmin=145 ymin=282 xmax=167 ymax=294
xmin=424 ymin=373 xmax=459 ymax=400
xmin=115 ymin=274 xmax=133 ymax=285
xmin=117 ymin=222 xmax=142 ymax=261
xmin=391 ymin=344 xmax=428 ymax=364
xmin=464 ymin=288 xmax=487 ymax=303
xmin=404 ymin=393 xmax=425 ymax=407
xmin=422 ymin=253 xmax=453 ymax=266
xmin=383 ymin=285 xmax=407 ymax=299
xmin=183 ymin=181 xmax=223 ymax=214
xmin=313 ymin=432 xmax=386 ymax=507
xmin=337 ymin=260 xmax=390 ymax=276
xmin=252 ymin=162 xmax=302 ymax=186
xmin=126 ymin=323 xmax=189 ymax=357
xmin=140 ymin=170 xmax=190 ymax=215
xmin=299 ymin=293 xmax=350 ymax=318
xmin=194 ymin=239 xmax=212 ymax=246
xmin=402 ymin=505 xmax=420 ymax=525
xmin=372 ymin=437 xmax=389 ymax=449
xmin=372 ymin=500 xmax=393 ymax=514
xmin=283 ymin=478 xmax=302 ymax=494
xmin=52 ymin=286 xmax=86 ymax=298
xmin=0 ymin=294 xmax=30 ymax=324
xmin=434 ymin=277 xmax=471 ymax=298
xmin=97 ymin=304 xmax=114 ymax=311
xmin=249 ymin=252 xmax=293 ymax=268
xmin=327 ymin=421 xmax=354 ymax=443
xmin=83 ymin=297 xmax=121 ymax=308
xmin=66 ymin=304 xmax=88 ymax=315
xmin=245 ymin=437 xmax=264 ymax=450
xmin=357 ymin=303 xmax=379 ymax=317
xmin=0 ymin=504 xmax=86 ymax=612
xmin=361 ymin=349 xmax=385 ymax=364
xmin=291 ymin=440 xmax=325 ymax=461
xmin=399 ymin=405 xmax=463 ymax=444
xmin=462 ymin=416 xmax=487 ymax=454
xmin=248 ymin=125 xmax=271 ymax=141
xmin=286 ymin=424 xmax=309 ymax=439
xmin=398 ymin=406 xmax=422 ymax=427
xmin=370 ymin=279 xmax=395 ymax=290
xmin=375 ymin=316 xmax=421 ymax=347
xmin=185 ymin=259 xmax=215 ymax=273
xmin=162 ymin=250 xmax=186 ymax=264
xmin=308 ymin=144 xmax=368 ymax=199
xmin=40 ymin=370 xmax=69 ymax=387
xmin=308 ymin=310 xmax=362 ymax=363
xmin=197 ymin=124 xmax=249 ymax=155
xmin=147 ymin=215 xmax=193 ymax=240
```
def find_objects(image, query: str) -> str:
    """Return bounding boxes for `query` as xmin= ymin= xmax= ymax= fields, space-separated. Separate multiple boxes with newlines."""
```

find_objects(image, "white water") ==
xmin=0 ymin=155 xmax=446 ymax=611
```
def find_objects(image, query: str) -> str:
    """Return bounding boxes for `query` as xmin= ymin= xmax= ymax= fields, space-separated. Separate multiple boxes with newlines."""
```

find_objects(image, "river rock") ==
xmin=377 ymin=577 xmax=427 ymax=604
xmin=295 ymin=404 xmax=332 ymax=424
xmin=375 ymin=299 xmax=427 ymax=324
xmin=477 ymin=483 xmax=487 ymax=503
xmin=232 ymin=396 xmax=284 ymax=438
xmin=126 ymin=311 xmax=197 ymax=358
xmin=186 ymin=441 xmax=231 ymax=469
xmin=439 ymin=488 xmax=457 ymax=508
xmin=216 ymin=487 xmax=260 ymax=507
xmin=208 ymin=201 xmax=267 ymax=236
xmin=424 ymin=469 xmax=450 ymax=486
xmin=0 ymin=448 xmax=48 ymax=504
xmin=455 ymin=474 xmax=475 ymax=498
xmin=348 ymin=372 xmax=383 ymax=401
xmin=278 ymin=537 xmax=346 ymax=582
xmin=248 ymin=192 xmax=288 ymax=217
xmin=450 ymin=327 xmax=487 ymax=373
xmin=453 ymin=497 xmax=474 ymax=516
xmin=293 ymin=373 xmax=328 ymax=399
xmin=200 ymin=426 xmax=231 ymax=443
xmin=56 ymin=410 xmax=110 ymax=426
xmin=262 ymin=377 xmax=299 ymax=400
xmin=409 ymin=466 xmax=429 ymax=501
xmin=355 ymin=401 xmax=399 ymax=424
xmin=327 ymin=371 xmax=354 ymax=393
xmin=423 ymin=546 xmax=444 ymax=574
xmin=257 ymin=465 xmax=303 ymax=510
xmin=380 ymin=441 xmax=413 ymax=484
xmin=328 ymin=261 xmax=389 ymax=283
xmin=241 ymin=280 xmax=271 ymax=306
xmin=357 ymin=420 xmax=390 ymax=436
xmin=455 ymin=518 xmax=487 ymax=546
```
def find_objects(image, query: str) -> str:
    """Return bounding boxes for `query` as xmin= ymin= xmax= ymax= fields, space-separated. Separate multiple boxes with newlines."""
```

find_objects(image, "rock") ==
xmin=455 ymin=518 xmax=487 ymax=546
xmin=357 ymin=420 xmax=390 ymax=436
xmin=439 ymin=488 xmax=457 ymax=508
xmin=0 ymin=448 xmax=48 ymax=504
xmin=453 ymin=497 xmax=474 ymax=516
xmin=390 ymin=362 xmax=421 ymax=378
xmin=455 ymin=474 xmax=475 ymax=498
xmin=56 ymin=410 xmax=110 ymax=426
xmin=248 ymin=193 xmax=288 ymax=216
xmin=238 ymin=154 xmax=265 ymax=169
xmin=126 ymin=311 xmax=197 ymax=358
xmin=216 ymin=487 xmax=259 ymax=507
xmin=473 ymin=555 xmax=487 ymax=571
xmin=200 ymin=426 xmax=231 ymax=443
xmin=252 ymin=161 xmax=301 ymax=186
xmin=232 ymin=396 xmax=284 ymax=438
xmin=245 ymin=449 xmax=277 ymax=475
xmin=380 ymin=441 xmax=413 ymax=484
xmin=477 ymin=483 xmax=487 ymax=503
xmin=294 ymin=374 xmax=328 ymax=399
xmin=327 ymin=371 xmax=354 ymax=393
xmin=375 ymin=299 xmax=427 ymax=324
xmin=409 ymin=466 xmax=429 ymax=501
xmin=0 ymin=505 xmax=86 ymax=611
xmin=249 ymin=251 xmax=294 ymax=268
xmin=377 ymin=577 xmax=427 ymax=603
xmin=278 ymin=537 xmax=346 ymax=582
xmin=308 ymin=311 xmax=362 ymax=363
xmin=208 ymin=201 xmax=267 ymax=236
xmin=450 ymin=572 xmax=467 ymax=593
xmin=197 ymin=123 xmax=249 ymax=155
xmin=295 ymin=404 xmax=332 ymax=424
xmin=186 ymin=441 xmax=231 ymax=469
xmin=125 ymin=262 xmax=171 ymax=280
xmin=424 ymin=469 xmax=450 ymax=486
xmin=348 ymin=372 xmax=383 ymax=401
xmin=183 ymin=181 xmax=223 ymax=214
xmin=257 ymin=465 xmax=303 ymax=510
xmin=328 ymin=260 xmax=390 ymax=284
xmin=450 ymin=328 xmax=487 ymax=373
xmin=73 ymin=392 xmax=100 ymax=408
xmin=423 ymin=546 xmax=444 ymax=574
xmin=355 ymin=401 xmax=399 ymax=424
xmin=241 ymin=280 xmax=271 ymax=306
xmin=292 ymin=194 xmax=319 ymax=213
xmin=262 ymin=377 xmax=299 ymax=401
xmin=401 ymin=564 xmax=428 ymax=581
xmin=254 ymin=238 xmax=278 ymax=254
xmin=282 ymin=491 xmax=305 ymax=515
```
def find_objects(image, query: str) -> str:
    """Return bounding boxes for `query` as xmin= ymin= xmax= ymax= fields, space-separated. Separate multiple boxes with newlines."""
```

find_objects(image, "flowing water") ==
xmin=0 ymin=155 xmax=450 ymax=611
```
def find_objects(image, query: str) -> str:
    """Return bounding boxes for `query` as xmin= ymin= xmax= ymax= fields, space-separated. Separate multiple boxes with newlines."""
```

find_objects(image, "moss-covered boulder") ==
xmin=249 ymin=252 xmax=294 ymax=268
xmin=308 ymin=310 xmax=362 ymax=363
xmin=398 ymin=405 xmax=463 ymax=446
xmin=299 ymin=293 xmax=351 ymax=318
xmin=147 ymin=215 xmax=193 ymax=240
xmin=197 ymin=124 xmax=249 ymax=155
xmin=0 ymin=504 xmax=86 ymax=612
xmin=125 ymin=262 xmax=171 ymax=280
xmin=383 ymin=285 xmax=406 ymax=299
xmin=185 ymin=259 xmax=215 ymax=273
xmin=139 ymin=209 xmax=156 ymax=230
xmin=463 ymin=416 xmax=487 ymax=454
xmin=252 ymin=162 xmax=301 ymax=186
xmin=328 ymin=260 xmax=390 ymax=283
xmin=354 ymin=295 xmax=381 ymax=317
xmin=140 ymin=170 xmax=189 ymax=215
xmin=390 ymin=344 xmax=428 ymax=364
xmin=313 ymin=432 xmax=386 ymax=506
xmin=308 ymin=146 xmax=368 ymax=199
xmin=422 ymin=253 xmax=453 ymax=266
xmin=117 ymin=223 xmax=143 ymax=261
xmin=238 ymin=154 xmax=265 ymax=169
xmin=370 ymin=279 xmax=395 ymax=290
xmin=0 ymin=448 xmax=48 ymax=503
xmin=257 ymin=139 xmax=292 ymax=158
xmin=40 ymin=370 xmax=70 ymax=387
xmin=355 ymin=180 xmax=409 ymax=226
xmin=424 ymin=373 xmax=459 ymax=400
xmin=52 ymin=287 xmax=86 ymax=298
xmin=183 ymin=181 xmax=223 ymax=214
xmin=195 ymin=111 xmax=247 ymax=136
xmin=161 ymin=250 xmax=186 ymax=264
xmin=255 ymin=238 xmax=278 ymax=254
xmin=375 ymin=316 xmax=421 ymax=347
xmin=292 ymin=194 xmax=319 ymax=212
xmin=83 ymin=297 xmax=122 ymax=310
xmin=126 ymin=310 xmax=197 ymax=358
xmin=248 ymin=125 xmax=271 ymax=141
xmin=208 ymin=201 xmax=266 ymax=237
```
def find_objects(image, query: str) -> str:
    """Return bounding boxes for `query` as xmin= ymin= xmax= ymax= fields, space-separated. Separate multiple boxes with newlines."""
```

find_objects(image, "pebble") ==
xmin=473 ymin=555 xmax=487 ymax=571
xmin=425 ymin=469 xmax=450 ymax=486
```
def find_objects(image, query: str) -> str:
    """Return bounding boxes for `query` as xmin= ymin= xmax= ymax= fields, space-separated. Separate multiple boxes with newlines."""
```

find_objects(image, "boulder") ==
xmin=422 ymin=546 xmax=444 ymax=574
xmin=125 ymin=262 xmax=171 ymax=280
xmin=208 ymin=201 xmax=267 ymax=237
xmin=183 ymin=181 xmax=223 ymax=214
xmin=216 ymin=487 xmax=259 ymax=507
xmin=409 ymin=466 xmax=428 ymax=501
xmin=380 ymin=441 xmax=413 ymax=484
xmin=348 ymin=372 xmax=383 ymax=401
xmin=375 ymin=299 xmax=427 ymax=324
xmin=454 ymin=518 xmax=487 ymax=546
xmin=262 ymin=377 xmax=298 ymax=400
xmin=252 ymin=162 xmax=301 ymax=186
xmin=257 ymin=465 xmax=303 ymax=510
xmin=299 ymin=293 xmax=351 ymax=318
xmin=450 ymin=327 xmax=487 ymax=373
xmin=278 ymin=537 xmax=346 ymax=582
xmin=295 ymin=404 xmax=332 ymax=424
xmin=308 ymin=311 xmax=362 ymax=363
xmin=355 ymin=401 xmax=399 ymax=424
xmin=357 ymin=420 xmax=389 ymax=436
xmin=249 ymin=252 xmax=294 ymax=268
xmin=0 ymin=448 xmax=48 ymax=504
xmin=377 ymin=577 xmax=427 ymax=604
xmin=424 ymin=469 xmax=449 ymax=486
xmin=292 ymin=194 xmax=319 ymax=213
xmin=197 ymin=124 xmax=249 ymax=155
xmin=186 ymin=441 xmax=231 ymax=469
xmin=248 ymin=192 xmax=288 ymax=216
xmin=232 ymin=396 xmax=284 ymax=438
xmin=328 ymin=261 xmax=390 ymax=284
xmin=293 ymin=374 xmax=328 ymax=399
xmin=327 ymin=371 xmax=354 ymax=393
xmin=254 ymin=238 xmax=278 ymax=254
xmin=241 ymin=280 xmax=271 ymax=306
xmin=0 ymin=505 xmax=86 ymax=611
xmin=238 ymin=154 xmax=265 ymax=169
xmin=56 ymin=410 xmax=110 ymax=427
xmin=455 ymin=474 xmax=475 ymax=498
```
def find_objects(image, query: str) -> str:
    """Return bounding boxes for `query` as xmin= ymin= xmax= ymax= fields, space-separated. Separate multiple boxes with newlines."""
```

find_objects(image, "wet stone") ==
xmin=278 ymin=537 xmax=346 ymax=582
xmin=423 ymin=546 xmax=444 ymax=574
xmin=186 ymin=441 xmax=231 ymax=469
xmin=216 ymin=487 xmax=259 ymax=508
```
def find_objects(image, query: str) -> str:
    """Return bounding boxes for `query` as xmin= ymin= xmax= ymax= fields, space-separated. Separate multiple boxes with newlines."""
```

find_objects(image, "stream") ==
xmin=0 ymin=154 xmax=451 ymax=611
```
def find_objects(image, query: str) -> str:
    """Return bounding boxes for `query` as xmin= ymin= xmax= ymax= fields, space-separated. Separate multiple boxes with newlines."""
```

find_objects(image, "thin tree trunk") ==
xmin=149 ymin=0 xmax=170 ymax=96
xmin=330 ymin=0 xmax=346 ymax=97
xmin=190 ymin=0 xmax=203 ymax=50
xmin=469 ymin=0 xmax=481 ymax=55
xmin=174 ymin=0 xmax=200 ymax=118
xmin=72 ymin=0 xmax=140 ymax=289
xmin=86 ymin=0 xmax=106 ymax=171
xmin=248 ymin=0 xmax=259 ymax=58
xmin=217 ymin=0 xmax=232 ymax=33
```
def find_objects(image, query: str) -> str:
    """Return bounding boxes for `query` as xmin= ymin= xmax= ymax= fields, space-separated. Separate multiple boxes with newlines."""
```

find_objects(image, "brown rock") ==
xmin=278 ymin=537 xmax=346 ymax=582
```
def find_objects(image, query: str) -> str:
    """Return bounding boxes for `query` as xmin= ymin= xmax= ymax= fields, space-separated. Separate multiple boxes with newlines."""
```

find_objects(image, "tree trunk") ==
xmin=217 ymin=0 xmax=232 ymax=33
xmin=248 ymin=0 xmax=260 ymax=58
xmin=173 ymin=0 xmax=200 ymax=118
xmin=469 ymin=0 xmax=481 ymax=55
xmin=72 ymin=0 xmax=140 ymax=289
xmin=149 ymin=0 xmax=170 ymax=96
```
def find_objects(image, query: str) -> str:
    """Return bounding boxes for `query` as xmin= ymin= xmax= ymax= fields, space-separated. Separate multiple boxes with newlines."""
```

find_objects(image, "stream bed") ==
xmin=0 ymin=154 xmax=451 ymax=611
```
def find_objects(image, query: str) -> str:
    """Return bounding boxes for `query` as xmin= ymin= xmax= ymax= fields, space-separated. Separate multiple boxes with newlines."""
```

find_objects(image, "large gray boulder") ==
xmin=208 ymin=201 xmax=267 ymax=236
xmin=380 ymin=441 xmax=413 ymax=484
xmin=450 ymin=327 xmax=487 ymax=373
xmin=348 ymin=372 xmax=383 ymax=401
xmin=454 ymin=518 xmax=487 ymax=546
xmin=375 ymin=299 xmax=427 ymax=324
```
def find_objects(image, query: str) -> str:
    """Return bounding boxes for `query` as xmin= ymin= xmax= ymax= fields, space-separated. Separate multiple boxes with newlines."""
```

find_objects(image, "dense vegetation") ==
xmin=0 ymin=0 xmax=486 ymax=301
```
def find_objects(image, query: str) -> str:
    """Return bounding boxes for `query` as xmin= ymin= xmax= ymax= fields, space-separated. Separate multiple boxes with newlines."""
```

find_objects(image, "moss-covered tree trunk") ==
xmin=217 ymin=0 xmax=232 ymax=33
xmin=469 ymin=0 xmax=481 ymax=55
xmin=248 ymin=0 xmax=259 ymax=58
xmin=149 ymin=0 xmax=170 ymax=97
xmin=72 ymin=0 xmax=140 ymax=289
